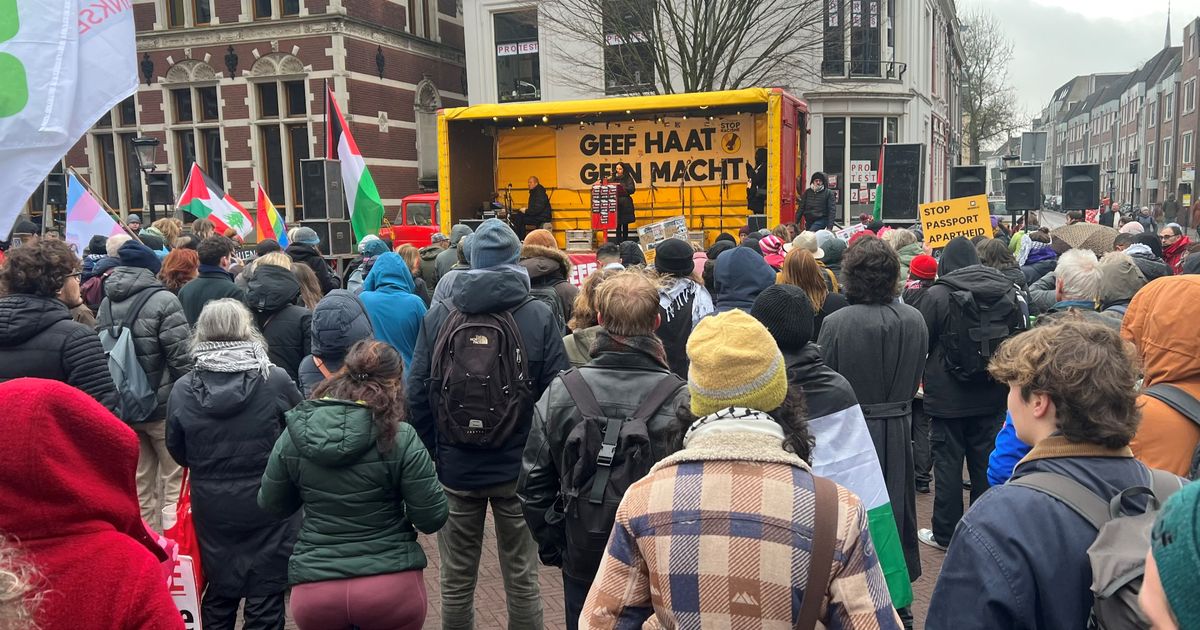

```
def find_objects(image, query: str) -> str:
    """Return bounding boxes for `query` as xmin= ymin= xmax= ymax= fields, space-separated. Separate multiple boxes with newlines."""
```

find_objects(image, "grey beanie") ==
xmin=293 ymin=226 xmax=321 ymax=246
xmin=469 ymin=219 xmax=521 ymax=269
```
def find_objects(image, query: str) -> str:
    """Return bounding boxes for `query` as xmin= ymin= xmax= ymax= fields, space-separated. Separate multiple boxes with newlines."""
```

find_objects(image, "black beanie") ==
xmin=751 ymin=284 xmax=815 ymax=352
xmin=654 ymin=238 xmax=694 ymax=277
xmin=715 ymin=232 xmax=737 ymax=244
xmin=706 ymin=240 xmax=735 ymax=260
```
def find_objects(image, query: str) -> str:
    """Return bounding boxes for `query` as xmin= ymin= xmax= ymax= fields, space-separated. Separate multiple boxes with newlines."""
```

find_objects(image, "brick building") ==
xmin=26 ymin=0 xmax=466 ymax=229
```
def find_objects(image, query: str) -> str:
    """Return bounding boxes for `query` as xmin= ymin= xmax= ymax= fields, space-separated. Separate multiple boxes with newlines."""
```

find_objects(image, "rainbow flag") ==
xmin=255 ymin=183 xmax=288 ymax=247
xmin=64 ymin=173 xmax=124 ymax=254
xmin=177 ymin=164 xmax=253 ymax=239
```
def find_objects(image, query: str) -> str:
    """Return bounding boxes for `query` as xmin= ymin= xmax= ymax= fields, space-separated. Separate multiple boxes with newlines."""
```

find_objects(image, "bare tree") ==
xmin=960 ymin=8 xmax=1025 ymax=164
xmin=536 ymin=0 xmax=831 ymax=95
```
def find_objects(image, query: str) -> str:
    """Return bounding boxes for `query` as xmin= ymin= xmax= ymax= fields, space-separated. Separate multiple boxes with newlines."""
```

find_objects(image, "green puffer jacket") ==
xmin=258 ymin=399 xmax=448 ymax=585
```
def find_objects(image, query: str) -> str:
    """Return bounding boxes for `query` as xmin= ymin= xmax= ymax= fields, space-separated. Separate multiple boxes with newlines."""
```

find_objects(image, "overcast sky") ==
xmin=962 ymin=0 xmax=1200 ymax=114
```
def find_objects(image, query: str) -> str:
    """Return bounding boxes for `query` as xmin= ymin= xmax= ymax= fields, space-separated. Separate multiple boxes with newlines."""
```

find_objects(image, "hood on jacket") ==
xmin=185 ymin=369 xmax=268 ymax=418
xmin=104 ymin=266 xmax=163 ymax=302
xmin=245 ymin=264 xmax=302 ymax=313
xmin=0 ymin=378 xmax=164 ymax=559
xmin=519 ymin=244 xmax=571 ymax=282
xmin=1100 ymin=256 xmax=1147 ymax=305
xmin=286 ymin=242 xmax=322 ymax=262
xmin=310 ymin=290 xmax=374 ymax=363
xmin=449 ymin=223 xmax=474 ymax=247
xmin=822 ymin=238 xmax=847 ymax=267
xmin=938 ymin=237 xmax=980 ymax=276
xmin=363 ymin=252 xmax=416 ymax=294
xmin=1184 ymin=255 xmax=1200 ymax=275
xmin=450 ymin=266 xmax=531 ymax=315
xmin=937 ymin=264 xmax=1016 ymax=302
xmin=117 ymin=240 xmax=161 ymax=275
xmin=285 ymin=399 xmax=377 ymax=467
xmin=714 ymin=247 xmax=776 ymax=310
xmin=1122 ymin=275 xmax=1200 ymax=385
xmin=0 ymin=295 xmax=71 ymax=346
xmin=897 ymin=241 xmax=924 ymax=266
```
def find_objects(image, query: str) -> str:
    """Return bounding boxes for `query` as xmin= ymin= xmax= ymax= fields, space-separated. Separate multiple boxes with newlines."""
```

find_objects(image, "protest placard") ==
xmin=919 ymin=194 xmax=991 ymax=248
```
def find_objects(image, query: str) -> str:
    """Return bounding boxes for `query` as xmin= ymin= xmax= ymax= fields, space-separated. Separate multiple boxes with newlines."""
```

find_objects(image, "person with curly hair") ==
xmin=259 ymin=340 xmax=447 ymax=630
xmin=0 ymin=239 xmax=117 ymax=414
xmin=817 ymin=235 xmax=928 ymax=615
xmin=158 ymin=248 xmax=199 ymax=294
xmin=0 ymin=536 xmax=40 ymax=629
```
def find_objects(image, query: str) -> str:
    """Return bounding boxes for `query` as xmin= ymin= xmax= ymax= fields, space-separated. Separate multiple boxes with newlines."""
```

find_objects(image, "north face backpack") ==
xmin=1142 ymin=383 xmax=1200 ymax=479
xmin=936 ymin=274 xmax=1025 ymax=381
xmin=529 ymin=281 xmax=567 ymax=336
xmin=98 ymin=287 xmax=163 ymax=424
xmin=556 ymin=369 xmax=685 ymax=577
xmin=1012 ymin=468 xmax=1183 ymax=630
xmin=428 ymin=299 xmax=534 ymax=448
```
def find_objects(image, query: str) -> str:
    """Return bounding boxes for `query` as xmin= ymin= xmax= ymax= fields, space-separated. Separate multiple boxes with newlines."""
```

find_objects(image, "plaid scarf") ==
xmin=193 ymin=341 xmax=273 ymax=378
xmin=589 ymin=329 xmax=669 ymax=369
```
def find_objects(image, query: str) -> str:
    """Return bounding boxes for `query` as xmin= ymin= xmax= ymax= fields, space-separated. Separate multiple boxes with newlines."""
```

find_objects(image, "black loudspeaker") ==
xmin=881 ymin=143 xmax=925 ymax=221
xmin=300 ymin=159 xmax=345 ymax=220
xmin=147 ymin=173 xmax=174 ymax=205
xmin=950 ymin=165 xmax=986 ymax=199
xmin=44 ymin=173 xmax=67 ymax=206
xmin=1062 ymin=164 xmax=1100 ymax=211
xmin=459 ymin=219 xmax=485 ymax=233
xmin=301 ymin=220 xmax=354 ymax=256
xmin=747 ymin=214 xmax=768 ymax=231
xmin=1004 ymin=166 xmax=1042 ymax=212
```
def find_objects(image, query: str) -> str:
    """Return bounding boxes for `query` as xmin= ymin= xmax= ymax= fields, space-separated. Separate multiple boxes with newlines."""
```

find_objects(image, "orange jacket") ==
xmin=1122 ymin=275 xmax=1200 ymax=476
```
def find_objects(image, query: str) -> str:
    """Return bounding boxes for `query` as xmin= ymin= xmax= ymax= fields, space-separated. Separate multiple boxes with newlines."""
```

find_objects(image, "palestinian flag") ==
xmin=255 ymin=183 xmax=288 ymax=247
xmin=177 ymin=164 xmax=253 ymax=239
xmin=325 ymin=85 xmax=384 ymax=241
xmin=809 ymin=405 xmax=914 ymax=608
xmin=872 ymin=141 xmax=885 ymax=222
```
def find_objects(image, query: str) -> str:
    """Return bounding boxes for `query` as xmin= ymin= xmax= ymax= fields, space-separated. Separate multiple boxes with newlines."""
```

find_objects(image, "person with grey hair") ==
xmin=1041 ymin=249 xmax=1115 ymax=329
xmin=166 ymin=298 xmax=302 ymax=629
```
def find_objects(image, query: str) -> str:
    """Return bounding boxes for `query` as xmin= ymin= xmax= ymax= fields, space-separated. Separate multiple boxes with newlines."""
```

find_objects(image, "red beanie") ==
xmin=910 ymin=254 xmax=938 ymax=280
xmin=848 ymin=229 xmax=876 ymax=247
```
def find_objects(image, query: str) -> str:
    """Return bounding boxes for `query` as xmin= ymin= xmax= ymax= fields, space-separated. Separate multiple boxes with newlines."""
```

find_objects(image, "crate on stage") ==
xmin=565 ymin=229 xmax=593 ymax=252
xmin=590 ymin=183 xmax=622 ymax=231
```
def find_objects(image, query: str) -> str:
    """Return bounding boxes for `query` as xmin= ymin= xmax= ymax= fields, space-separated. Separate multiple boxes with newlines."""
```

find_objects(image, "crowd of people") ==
xmin=2 ymin=208 xmax=1200 ymax=630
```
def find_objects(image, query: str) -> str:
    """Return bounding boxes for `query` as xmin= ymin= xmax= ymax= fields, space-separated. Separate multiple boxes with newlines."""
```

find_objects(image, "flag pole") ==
xmin=67 ymin=167 xmax=145 ymax=244
xmin=324 ymin=78 xmax=331 ymax=160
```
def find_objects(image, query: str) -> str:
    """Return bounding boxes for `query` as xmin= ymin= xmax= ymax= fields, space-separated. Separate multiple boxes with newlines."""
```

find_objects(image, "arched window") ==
xmin=250 ymin=54 xmax=312 ymax=221
xmin=163 ymin=59 xmax=224 ymax=194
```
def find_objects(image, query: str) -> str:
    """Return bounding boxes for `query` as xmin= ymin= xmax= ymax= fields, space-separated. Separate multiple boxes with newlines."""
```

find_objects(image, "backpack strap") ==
xmin=313 ymin=357 xmax=333 ymax=379
xmin=1010 ymin=471 xmax=1111 ymax=530
xmin=797 ymin=474 xmax=839 ymax=630
xmin=106 ymin=286 xmax=163 ymax=335
xmin=1143 ymin=384 xmax=1200 ymax=428
xmin=1148 ymin=468 xmax=1185 ymax=504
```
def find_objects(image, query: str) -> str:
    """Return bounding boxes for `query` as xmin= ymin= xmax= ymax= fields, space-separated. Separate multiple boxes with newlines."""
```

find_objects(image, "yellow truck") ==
xmin=433 ymin=88 xmax=809 ymax=248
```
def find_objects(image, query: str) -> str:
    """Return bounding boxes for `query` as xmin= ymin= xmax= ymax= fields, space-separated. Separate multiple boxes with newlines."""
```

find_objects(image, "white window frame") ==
xmin=162 ymin=0 xmax=212 ymax=28
xmin=1186 ymin=79 xmax=1197 ymax=114
xmin=1184 ymin=132 xmax=1193 ymax=168
xmin=1149 ymin=101 xmax=1158 ymax=127
xmin=1163 ymin=138 xmax=1173 ymax=168
xmin=251 ymin=77 xmax=311 ymax=223
xmin=1165 ymin=94 xmax=1175 ymax=122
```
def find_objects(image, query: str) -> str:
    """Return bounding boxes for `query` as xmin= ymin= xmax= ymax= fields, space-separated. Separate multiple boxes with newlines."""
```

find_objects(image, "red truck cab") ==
xmin=384 ymin=192 xmax=440 ymax=247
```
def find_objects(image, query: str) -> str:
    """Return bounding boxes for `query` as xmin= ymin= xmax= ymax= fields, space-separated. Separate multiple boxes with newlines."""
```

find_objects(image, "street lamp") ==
xmin=130 ymin=136 xmax=160 ymax=224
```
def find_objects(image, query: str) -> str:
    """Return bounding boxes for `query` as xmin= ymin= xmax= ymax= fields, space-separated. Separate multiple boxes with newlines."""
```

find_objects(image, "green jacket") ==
xmin=896 ymin=241 xmax=924 ymax=292
xmin=258 ymin=399 xmax=447 ymax=585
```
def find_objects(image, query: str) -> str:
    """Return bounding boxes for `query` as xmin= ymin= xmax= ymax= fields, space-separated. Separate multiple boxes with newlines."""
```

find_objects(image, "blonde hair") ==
xmin=882 ymin=228 xmax=917 ymax=251
xmin=594 ymin=270 xmax=661 ymax=336
xmin=151 ymin=218 xmax=182 ymax=247
xmin=255 ymin=251 xmax=293 ymax=270
xmin=396 ymin=244 xmax=420 ymax=274
xmin=0 ymin=537 xmax=40 ymax=629
xmin=779 ymin=248 xmax=828 ymax=311
xmin=568 ymin=268 xmax=618 ymax=330
xmin=290 ymin=264 xmax=322 ymax=310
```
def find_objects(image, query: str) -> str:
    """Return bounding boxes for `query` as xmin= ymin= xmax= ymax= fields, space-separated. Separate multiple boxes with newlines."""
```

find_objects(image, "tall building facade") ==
xmin=460 ymin=0 xmax=963 ymax=225
xmin=28 ymin=0 xmax=467 ymax=227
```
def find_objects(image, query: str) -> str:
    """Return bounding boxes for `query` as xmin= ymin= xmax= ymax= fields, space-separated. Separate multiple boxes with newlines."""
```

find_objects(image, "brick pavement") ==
xmin=270 ymin=486 xmax=953 ymax=630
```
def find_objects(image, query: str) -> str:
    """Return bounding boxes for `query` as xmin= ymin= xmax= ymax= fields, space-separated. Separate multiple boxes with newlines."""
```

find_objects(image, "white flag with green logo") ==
xmin=0 ymin=0 xmax=137 ymax=238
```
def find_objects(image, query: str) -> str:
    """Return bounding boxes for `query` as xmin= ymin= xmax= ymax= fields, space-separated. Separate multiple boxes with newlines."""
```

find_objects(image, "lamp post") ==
xmin=131 ymin=136 xmax=160 ymax=224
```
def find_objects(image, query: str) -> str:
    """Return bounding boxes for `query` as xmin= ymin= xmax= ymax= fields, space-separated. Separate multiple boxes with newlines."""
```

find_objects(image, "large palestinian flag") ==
xmin=325 ymin=86 xmax=384 ymax=241
xmin=809 ymin=406 xmax=914 ymax=608
xmin=177 ymin=164 xmax=253 ymax=239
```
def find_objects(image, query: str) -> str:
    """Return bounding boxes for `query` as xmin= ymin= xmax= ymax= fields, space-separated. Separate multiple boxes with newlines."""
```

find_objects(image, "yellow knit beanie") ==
xmin=686 ymin=309 xmax=789 ymax=416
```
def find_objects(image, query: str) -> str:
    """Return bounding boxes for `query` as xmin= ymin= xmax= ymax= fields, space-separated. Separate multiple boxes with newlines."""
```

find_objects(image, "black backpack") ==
xmin=936 ymin=273 xmax=1025 ymax=381
xmin=1143 ymin=383 xmax=1200 ymax=479
xmin=529 ymin=279 xmax=567 ymax=336
xmin=555 ymin=369 xmax=684 ymax=578
xmin=428 ymin=300 xmax=535 ymax=448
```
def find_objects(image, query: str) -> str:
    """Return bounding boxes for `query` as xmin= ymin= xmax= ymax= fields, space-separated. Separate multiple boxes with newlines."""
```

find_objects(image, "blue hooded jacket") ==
xmin=359 ymin=253 xmax=427 ymax=367
xmin=713 ymin=247 xmax=776 ymax=313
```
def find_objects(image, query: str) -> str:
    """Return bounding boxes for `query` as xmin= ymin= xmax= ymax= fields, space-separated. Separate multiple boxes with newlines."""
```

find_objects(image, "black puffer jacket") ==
xmin=1128 ymin=249 xmax=1173 ymax=283
xmin=245 ymin=265 xmax=312 ymax=383
xmin=286 ymin=243 xmax=340 ymax=295
xmin=166 ymin=365 xmax=302 ymax=596
xmin=297 ymin=290 xmax=374 ymax=397
xmin=96 ymin=267 xmax=192 ymax=421
xmin=0 ymin=295 xmax=117 ymax=414
xmin=518 ymin=342 xmax=688 ymax=578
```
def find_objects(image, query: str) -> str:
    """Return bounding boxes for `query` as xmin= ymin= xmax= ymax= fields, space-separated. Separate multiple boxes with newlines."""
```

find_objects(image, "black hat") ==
xmin=751 ymin=284 xmax=815 ymax=352
xmin=13 ymin=220 xmax=37 ymax=235
xmin=810 ymin=172 xmax=828 ymax=185
xmin=715 ymin=232 xmax=737 ymax=244
xmin=654 ymin=238 xmax=694 ymax=277
xmin=255 ymin=239 xmax=282 ymax=257
xmin=706 ymin=240 xmax=735 ymax=260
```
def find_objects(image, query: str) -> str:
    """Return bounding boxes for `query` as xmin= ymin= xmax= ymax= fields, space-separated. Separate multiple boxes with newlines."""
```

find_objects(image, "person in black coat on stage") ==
xmin=514 ymin=176 xmax=553 ymax=240
xmin=612 ymin=162 xmax=637 ymax=243
xmin=0 ymin=239 xmax=117 ymax=413
xmin=747 ymin=148 xmax=768 ymax=214
xmin=244 ymin=253 xmax=313 ymax=384
xmin=166 ymin=298 xmax=303 ymax=630
xmin=798 ymin=172 xmax=837 ymax=231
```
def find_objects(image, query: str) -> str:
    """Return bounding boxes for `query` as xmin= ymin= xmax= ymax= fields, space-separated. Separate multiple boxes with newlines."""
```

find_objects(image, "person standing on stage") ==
xmin=612 ymin=163 xmax=637 ymax=243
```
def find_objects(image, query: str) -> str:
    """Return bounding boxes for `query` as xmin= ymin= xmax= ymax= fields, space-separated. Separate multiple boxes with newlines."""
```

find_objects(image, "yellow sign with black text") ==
xmin=920 ymin=195 xmax=992 ymax=248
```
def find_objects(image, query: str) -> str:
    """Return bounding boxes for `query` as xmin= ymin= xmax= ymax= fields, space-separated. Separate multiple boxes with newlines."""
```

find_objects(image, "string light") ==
xmin=542 ymin=115 xmax=549 ymax=123
xmin=517 ymin=116 xmax=524 ymax=123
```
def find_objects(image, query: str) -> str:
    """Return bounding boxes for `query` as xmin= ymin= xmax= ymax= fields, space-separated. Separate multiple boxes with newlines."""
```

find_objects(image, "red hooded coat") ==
xmin=0 ymin=378 xmax=183 ymax=630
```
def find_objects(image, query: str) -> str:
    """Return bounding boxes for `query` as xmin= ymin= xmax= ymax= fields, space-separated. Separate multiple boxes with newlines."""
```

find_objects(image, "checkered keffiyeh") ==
xmin=581 ymin=432 xmax=902 ymax=629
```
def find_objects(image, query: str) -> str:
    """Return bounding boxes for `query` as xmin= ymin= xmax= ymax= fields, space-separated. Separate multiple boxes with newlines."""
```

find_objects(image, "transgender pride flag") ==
xmin=64 ymin=173 xmax=123 ymax=254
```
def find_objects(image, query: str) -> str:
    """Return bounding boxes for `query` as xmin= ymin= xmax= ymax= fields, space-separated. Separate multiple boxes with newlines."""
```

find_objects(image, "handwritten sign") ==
xmin=636 ymin=216 xmax=688 ymax=264
xmin=835 ymin=223 xmax=867 ymax=240
xmin=920 ymin=194 xmax=991 ymax=248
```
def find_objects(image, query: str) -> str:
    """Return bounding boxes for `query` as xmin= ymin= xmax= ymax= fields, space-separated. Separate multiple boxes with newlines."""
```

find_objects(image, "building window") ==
xmin=494 ymin=11 xmax=540 ymax=102
xmin=1165 ymin=95 xmax=1175 ymax=122
xmin=409 ymin=0 xmax=432 ymax=37
xmin=1163 ymin=138 xmax=1173 ymax=168
xmin=255 ymin=79 xmax=310 ymax=220
xmin=1186 ymin=79 xmax=1196 ymax=114
xmin=822 ymin=0 xmax=845 ymax=76
xmin=1184 ymin=132 xmax=1193 ymax=167
xmin=165 ymin=0 xmax=211 ymax=28
xmin=255 ymin=0 xmax=300 ymax=19
xmin=823 ymin=117 xmax=846 ymax=187
xmin=171 ymin=85 xmax=224 ymax=189
xmin=603 ymin=0 xmax=654 ymax=94
xmin=88 ymin=96 xmax=144 ymax=213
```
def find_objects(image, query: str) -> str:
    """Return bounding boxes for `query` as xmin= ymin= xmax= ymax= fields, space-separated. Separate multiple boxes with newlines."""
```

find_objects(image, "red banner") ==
xmin=568 ymin=253 xmax=598 ymax=287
